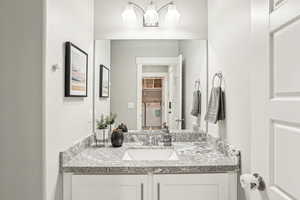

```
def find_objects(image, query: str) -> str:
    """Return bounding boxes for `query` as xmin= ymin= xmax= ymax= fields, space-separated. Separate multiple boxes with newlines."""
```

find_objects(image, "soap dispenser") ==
xmin=162 ymin=125 xmax=172 ymax=146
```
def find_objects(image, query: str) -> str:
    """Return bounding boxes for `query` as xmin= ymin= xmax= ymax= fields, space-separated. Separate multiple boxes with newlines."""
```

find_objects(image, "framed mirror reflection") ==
xmin=93 ymin=40 xmax=208 ymax=133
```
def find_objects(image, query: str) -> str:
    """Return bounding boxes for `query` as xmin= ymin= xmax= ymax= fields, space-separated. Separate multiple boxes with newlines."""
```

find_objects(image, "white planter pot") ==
xmin=94 ymin=128 xmax=109 ymax=146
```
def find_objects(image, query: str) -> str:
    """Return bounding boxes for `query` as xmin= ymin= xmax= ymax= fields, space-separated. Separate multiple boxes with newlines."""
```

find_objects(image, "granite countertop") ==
xmin=61 ymin=133 xmax=240 ymax=175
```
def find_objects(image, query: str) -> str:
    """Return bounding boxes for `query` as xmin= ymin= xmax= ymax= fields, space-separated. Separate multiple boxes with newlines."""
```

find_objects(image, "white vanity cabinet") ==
xmin=64 ymin=173 xmax=237 ymax=200
xmin=153 ymin=174 xmax=236 ymax=200
xmin=66 ymin=175 xmax=148 ymax=200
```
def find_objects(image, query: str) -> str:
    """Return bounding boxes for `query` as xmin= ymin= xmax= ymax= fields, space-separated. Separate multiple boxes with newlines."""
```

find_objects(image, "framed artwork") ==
xmin=65 ymin=42 xmax=88 ymax=97
xmin=100 ymin=65 xmax=109 ymax=97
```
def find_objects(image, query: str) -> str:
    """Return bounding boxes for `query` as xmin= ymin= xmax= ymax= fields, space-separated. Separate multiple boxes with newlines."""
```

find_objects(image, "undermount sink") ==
xmin=122 ymin=148 xmax=179 ymax=161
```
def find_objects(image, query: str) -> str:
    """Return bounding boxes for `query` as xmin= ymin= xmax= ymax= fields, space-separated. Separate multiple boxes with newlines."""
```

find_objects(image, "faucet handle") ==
xmin=142 ymin=134 xmax=151 ymax=145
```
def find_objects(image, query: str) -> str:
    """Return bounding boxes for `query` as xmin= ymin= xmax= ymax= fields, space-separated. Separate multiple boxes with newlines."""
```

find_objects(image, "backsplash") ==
xmin=60 ymin=135 xmax=94 ymax=167
xmin=124 ymin=130 xmax=207 ymax=143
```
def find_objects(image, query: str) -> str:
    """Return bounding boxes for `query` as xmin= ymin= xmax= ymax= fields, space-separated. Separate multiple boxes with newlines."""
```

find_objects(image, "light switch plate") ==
xmin=128 ymin=102 xmax=135 ymax=109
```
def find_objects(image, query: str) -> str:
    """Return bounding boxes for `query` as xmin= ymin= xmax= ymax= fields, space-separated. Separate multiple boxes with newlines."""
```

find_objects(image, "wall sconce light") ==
xmin=122 ymin=1 xmax=180 ymax=27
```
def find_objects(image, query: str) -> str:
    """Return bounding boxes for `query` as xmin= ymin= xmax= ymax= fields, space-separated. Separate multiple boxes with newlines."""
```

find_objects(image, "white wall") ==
xmin=110 ymin=40 xmax=179 ymax=129
xmin=179 ymin=40 xmax=207 ymax=130
xmin=94 ymin=40 xmax=111 ymax=127
xmin=44 ymin=0 xmax=94 ymax=200
xmin=143 ymin=65 xmax=169 ymax=73
xmin=0 ymin=1 xmax=44 ymax=200
xmin=94 ymin=0 xmax=207 ymax=39
xmin=208 ymin=0 xmax=252 ymax=200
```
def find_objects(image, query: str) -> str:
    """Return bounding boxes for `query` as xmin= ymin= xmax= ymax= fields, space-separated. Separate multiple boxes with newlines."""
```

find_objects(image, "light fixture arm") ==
xmin=128 ymin=1 xmax=174 ymax=14
xmin=123 ymin=1 xmax=179 ymax=27
xmin=128 ymin=1 xmax=145 ymax=13
xmin=157 ymin=1 xmax=174 ymax=13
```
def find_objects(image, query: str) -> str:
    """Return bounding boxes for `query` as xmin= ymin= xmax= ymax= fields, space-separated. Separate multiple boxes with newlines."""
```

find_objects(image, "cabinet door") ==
xmin=153 ymin=174 xmax=235 ymax=200
xmin=71 ymin=175 xmax=147 ymax=200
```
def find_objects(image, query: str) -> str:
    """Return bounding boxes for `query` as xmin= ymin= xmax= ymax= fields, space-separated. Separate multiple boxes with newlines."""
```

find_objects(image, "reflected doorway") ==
xmin=136 ymin=56 xmax=183 ymax=130
xmin=142 ymin=77 xmax=165 ymax=130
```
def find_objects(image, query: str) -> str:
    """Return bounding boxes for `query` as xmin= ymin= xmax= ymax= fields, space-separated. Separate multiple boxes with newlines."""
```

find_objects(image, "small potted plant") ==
xmin=95 ymin=114 xmax=108 ymax=147
xmin=105 ymin=113 xmax=117 ymax=133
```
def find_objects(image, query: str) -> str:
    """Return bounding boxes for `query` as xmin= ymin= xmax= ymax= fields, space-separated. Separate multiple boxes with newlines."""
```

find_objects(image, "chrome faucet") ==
xmin=142 ymin=132 xmax=159 ymax=146
xmin=150 ymin=135 xmax=159 ymax=146
xmin=144 ymin=135 xmax=158 ymax=146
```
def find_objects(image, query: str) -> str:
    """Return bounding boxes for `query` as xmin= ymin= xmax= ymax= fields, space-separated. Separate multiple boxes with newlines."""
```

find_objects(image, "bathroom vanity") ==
xmin=61 ymin=131 xmax=240 ymax=200
xmin=60 ymin=40 xmax=239 ymax=200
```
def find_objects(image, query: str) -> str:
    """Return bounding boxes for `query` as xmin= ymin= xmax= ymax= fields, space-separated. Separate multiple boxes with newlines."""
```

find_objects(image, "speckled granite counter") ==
xmin=60 ymin=132 xmax=240 ymax=175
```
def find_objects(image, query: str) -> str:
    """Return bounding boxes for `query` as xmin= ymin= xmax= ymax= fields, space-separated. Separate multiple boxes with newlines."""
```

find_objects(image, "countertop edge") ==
xmin=61 ymin=165 xmax=240 ymax=175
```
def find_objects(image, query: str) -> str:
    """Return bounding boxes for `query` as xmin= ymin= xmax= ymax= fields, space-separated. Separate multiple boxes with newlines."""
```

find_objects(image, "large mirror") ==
xmin=93 ymin=40 xmax=208 ymax=132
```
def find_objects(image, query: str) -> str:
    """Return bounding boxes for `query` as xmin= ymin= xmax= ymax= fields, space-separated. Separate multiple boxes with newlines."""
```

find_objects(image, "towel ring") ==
xmin=212 ymin=72 xmax=223 ymax=87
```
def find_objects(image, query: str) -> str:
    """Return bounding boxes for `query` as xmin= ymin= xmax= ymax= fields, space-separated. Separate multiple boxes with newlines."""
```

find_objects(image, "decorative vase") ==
xmin=111 ymin=129 xmax=124 ymax=147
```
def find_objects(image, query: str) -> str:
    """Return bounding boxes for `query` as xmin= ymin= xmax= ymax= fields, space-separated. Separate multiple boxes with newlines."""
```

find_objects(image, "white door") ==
xmin=168 ymin=55 xmax=183 ymax=129
xmin=153 ymin=174 xmax=236 ymax=200
xmin=251 ymin=1 xmax=300 ymax=200
xmin=70 ymin=175 xmax=147 ymax=200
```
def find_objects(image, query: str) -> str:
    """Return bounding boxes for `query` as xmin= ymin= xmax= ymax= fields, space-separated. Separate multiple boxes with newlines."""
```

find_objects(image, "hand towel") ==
xmin=191 ymin=90 xmax=201 ymax=117
xmin=205 ymin=87 xmax=221 ymax=123
xmin=205 ymin=87 xmax=226 ymax=123
xmin=218 ymin=89 xmax=226 ymax=120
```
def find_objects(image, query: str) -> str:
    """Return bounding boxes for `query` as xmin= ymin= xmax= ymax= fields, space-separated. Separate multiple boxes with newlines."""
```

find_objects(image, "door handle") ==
xmin=141 ymin=183 xmax=144 ymax=200
xmin=240 ymin=173 xmax=266 ymax=191
xmin=157 ymin=183 xmax=160 ymax=200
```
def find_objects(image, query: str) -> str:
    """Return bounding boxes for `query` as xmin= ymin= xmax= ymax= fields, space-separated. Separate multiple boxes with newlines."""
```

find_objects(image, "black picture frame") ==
xmin=65 ymin=42 xmax=88 ymax=97
xmin=99 ymin=65 xmax=109 ymax=98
